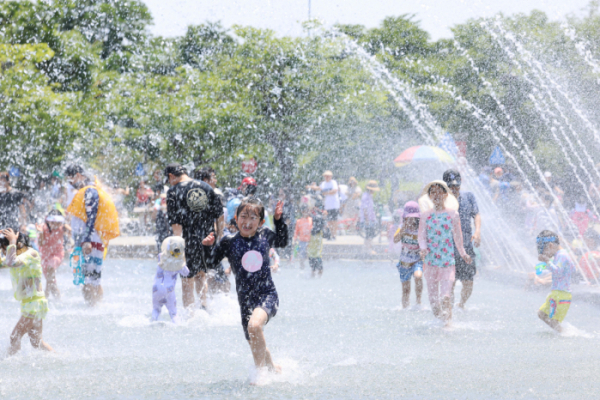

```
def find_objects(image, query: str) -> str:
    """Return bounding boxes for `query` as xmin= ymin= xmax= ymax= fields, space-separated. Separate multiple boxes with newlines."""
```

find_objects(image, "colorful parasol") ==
xmin=393 ymin=145 xmax=455 ymax=167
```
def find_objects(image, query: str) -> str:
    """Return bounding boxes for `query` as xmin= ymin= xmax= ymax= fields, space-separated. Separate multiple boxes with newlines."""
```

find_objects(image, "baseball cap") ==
xmin=442 ymin=169 xmax=461 ymax=187
xmin=238 ymin=177 xmax=257 ymax=190
xmin=163 ymin=163 xmax=187 ymax=183
xmin=65 ymin=164 xmax=84 ymax=178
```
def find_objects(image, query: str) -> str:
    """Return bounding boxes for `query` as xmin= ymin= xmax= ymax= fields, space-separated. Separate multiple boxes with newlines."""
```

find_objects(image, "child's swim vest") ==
xmin=67 ymin=178 xmax=120 ymax=243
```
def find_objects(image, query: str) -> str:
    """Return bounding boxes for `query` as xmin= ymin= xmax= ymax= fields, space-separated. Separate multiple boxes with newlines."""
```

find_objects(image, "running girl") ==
xmin=418 ymin=181 xmax=471 ymax=325
xmin=36 ymin=209 xmax=69 ymax=299
xmin=202 ymin=198 xmax=288 ymax=373
xmin=0 ymin=228 xmax=53 ymax=356
xmin=393 ymin=201 xmax=423 ymax=309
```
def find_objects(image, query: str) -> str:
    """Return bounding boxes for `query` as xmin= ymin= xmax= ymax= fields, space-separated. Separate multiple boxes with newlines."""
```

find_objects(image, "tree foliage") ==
xmin=1 ymin=0 xmax=600 ymax=193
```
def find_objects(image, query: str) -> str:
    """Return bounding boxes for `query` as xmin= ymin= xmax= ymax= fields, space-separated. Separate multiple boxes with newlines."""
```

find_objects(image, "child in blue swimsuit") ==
xmin=202 ymin=198 xmax=287 ymax=373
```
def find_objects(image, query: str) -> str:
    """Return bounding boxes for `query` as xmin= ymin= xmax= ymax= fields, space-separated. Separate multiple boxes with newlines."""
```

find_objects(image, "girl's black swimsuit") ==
xmin=209 ymin=218 xmax=288 ymax=340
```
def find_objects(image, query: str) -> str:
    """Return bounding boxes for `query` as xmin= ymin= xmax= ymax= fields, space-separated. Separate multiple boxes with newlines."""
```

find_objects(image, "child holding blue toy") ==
xmin=536 ymin=230 xmax=576 ymax=333
xmin=393 ymin=201 xmax=423 ymax=309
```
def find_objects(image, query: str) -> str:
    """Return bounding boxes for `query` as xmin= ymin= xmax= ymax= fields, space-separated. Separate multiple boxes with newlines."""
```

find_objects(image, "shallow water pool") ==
xmin=1 ymin=259 xmax=599 ymax=399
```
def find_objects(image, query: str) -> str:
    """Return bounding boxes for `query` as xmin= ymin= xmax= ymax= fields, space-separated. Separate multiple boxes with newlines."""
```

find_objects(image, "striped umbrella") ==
xmin=393 ymin=145 xmax=455 ymax=167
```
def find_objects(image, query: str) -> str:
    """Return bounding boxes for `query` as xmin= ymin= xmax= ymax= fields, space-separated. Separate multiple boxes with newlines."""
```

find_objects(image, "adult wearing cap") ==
xmin=239 ymin=177 xmax=257 ymax=197
xmin=164 ymin=163 xmax=224 ymax=311
xmin=442 ymin=169 xmax=481 ymax=309
xmin=65 ymin=164 xmax=120 ymax=306
xmin=359 ymin=180 xmax=380 ymax=254
xmin=0 ymin=171 xmax=27 ymax=232
xmin=318 ymin=171 xmax=340 ymax=240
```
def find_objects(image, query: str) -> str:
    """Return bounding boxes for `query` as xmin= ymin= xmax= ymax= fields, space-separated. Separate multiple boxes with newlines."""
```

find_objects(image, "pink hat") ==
xmin=403 ymin=201 xmax=420 ymax=219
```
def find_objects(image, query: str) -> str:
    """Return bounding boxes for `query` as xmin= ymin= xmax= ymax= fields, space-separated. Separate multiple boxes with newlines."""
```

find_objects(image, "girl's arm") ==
xmin=393 ymin=225 xmax=405 ymax=243
xmin=0 ymin=245 xmax=18 ymax=269
xmin=203 ymin=234 xmax=229 ymax=266
xmin=270 ymin=248 xmax=280 ymax=264
xmin=451 ymin=211 xmax=468 ymax=258
xmin=35 ymin=224 xmax=45 ymax=245
xmin=418 ymin=211 xmax=428 ymax=250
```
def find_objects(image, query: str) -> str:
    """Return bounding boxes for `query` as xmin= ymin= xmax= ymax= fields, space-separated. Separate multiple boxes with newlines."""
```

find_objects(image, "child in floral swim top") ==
xmin=0 ymin=228 xmax=54 ymax=356
xmin=418 ymin=181 xmax=472 ymax=325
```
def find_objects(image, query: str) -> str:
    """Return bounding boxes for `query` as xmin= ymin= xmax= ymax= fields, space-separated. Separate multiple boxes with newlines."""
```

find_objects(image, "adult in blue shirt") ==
xmin=443 ymin=169 xmax=482 ymax=309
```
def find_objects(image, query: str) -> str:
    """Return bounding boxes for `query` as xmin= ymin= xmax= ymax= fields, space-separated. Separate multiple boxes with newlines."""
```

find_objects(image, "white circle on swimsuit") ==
xmin=241 ymin=250 xmax=263 ymax=273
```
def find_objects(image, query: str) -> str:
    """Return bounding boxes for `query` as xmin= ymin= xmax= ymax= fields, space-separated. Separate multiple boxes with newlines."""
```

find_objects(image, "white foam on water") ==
xmin=248 ymin=358 xmax=304 ymax=386
xmin=118 ymin=314 xmax=154 ymax=328
xmin=449 ymin=320 xmax=504 ymax=332
xmin=332 ymin=357 xmax=358 ymax=367
xmin=184 ymin=293 xmax=240 ymax=328
xmin=559 ymin=322 xmax=594 ymax=338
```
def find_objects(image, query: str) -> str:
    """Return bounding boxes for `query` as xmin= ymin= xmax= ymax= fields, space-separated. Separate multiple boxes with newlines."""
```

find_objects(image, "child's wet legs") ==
xmin=538 ymin=310 xmax=562 ymax=332
xmin=8 ymin=316 xmax=30 ymax=356
xmin=29 ymin=319 xmax=53 ymax=352
xmin=459 ymin=280 xmax=474 ymax=308
xmin=414 ymin=276 xmax=423 ymax=305
xmin=247 ymin=308 xmax=279 ymax=372
xmin=45 ymin=268 xmax=60 ymax=299
xmin=401 ymin=281 xmax=411 ymax=308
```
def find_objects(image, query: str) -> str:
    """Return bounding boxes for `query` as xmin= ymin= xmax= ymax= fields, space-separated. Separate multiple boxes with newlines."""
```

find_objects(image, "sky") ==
xmin=142 ymin=0 xmax=594 ymax=40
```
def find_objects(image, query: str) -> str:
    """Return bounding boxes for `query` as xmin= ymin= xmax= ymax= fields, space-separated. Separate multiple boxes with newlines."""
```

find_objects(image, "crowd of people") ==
xmin=476 ymin=164 xmax=600 ymax=285
xmin=0 ymin=161 xmax=583 ymax=376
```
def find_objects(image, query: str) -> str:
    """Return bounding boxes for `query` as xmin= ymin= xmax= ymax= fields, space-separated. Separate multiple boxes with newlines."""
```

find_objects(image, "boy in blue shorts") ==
xmin=393 ymin=201 xmax=423 ymax=309
xmin=536 ymin=230 xmax=575 ymax=333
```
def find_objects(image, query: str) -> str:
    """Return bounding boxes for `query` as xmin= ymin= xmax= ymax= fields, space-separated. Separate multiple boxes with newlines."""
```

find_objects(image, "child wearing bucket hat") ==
xmin=151 ymin=236 xmax=190 ymax=323
xmin=393 ymin=201 xmax=423 ymax=309
xmin=417 ymin=180 xmax=472 ymax=325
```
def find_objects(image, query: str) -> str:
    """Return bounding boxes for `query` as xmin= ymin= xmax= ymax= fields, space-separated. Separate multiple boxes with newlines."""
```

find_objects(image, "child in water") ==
xmin=536 ymin=230 xmax=575 ymax=333
xmin=36 ymin=209 xmax=69 ymax=299
xmin=293 ymin=206 xmax=312 ymax=270
xmin=418 ymin=181 xmax=471 ymax=325
xmin=152 ymin=236 xmax=189 ymax=323
xmin=393 ymin=201 xmax=423 ymax=309
xmin=308 ymin=194 xmax=326 ymax=277
xmin=202 ymin=198 xmax=287 ymax=374
xmin=0 ymin=228 xmax=53 ymax=356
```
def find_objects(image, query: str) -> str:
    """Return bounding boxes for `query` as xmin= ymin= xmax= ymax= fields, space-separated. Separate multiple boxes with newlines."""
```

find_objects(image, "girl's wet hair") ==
xmin=236 ymin=197 xmax=265 ymax=221
xmin=428 ymin=183 xmax=447 ymax=195
xmin=0 ymin=231 xmax=30 ymax=249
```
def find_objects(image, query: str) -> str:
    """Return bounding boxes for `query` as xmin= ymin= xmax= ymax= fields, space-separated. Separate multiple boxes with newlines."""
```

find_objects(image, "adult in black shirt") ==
xmin=165 ymin=163 xmax=224 ymax=310
xmin=0 ymin=171 xmax=27 ymax=232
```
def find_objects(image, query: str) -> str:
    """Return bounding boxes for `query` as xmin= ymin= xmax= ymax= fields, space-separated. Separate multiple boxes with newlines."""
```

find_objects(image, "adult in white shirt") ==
xmin=319 ymin=170 xmax=340 ymax=240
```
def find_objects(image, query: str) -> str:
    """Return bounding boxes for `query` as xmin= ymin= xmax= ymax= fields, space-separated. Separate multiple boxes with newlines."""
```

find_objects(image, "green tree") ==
xmin=0 ymin=44 xmax=80 ymax=176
